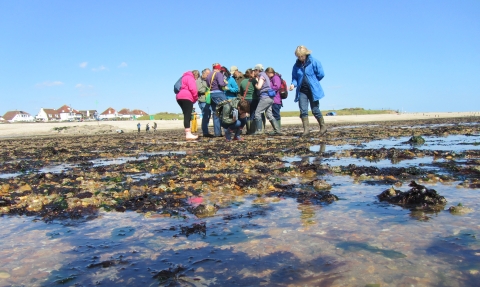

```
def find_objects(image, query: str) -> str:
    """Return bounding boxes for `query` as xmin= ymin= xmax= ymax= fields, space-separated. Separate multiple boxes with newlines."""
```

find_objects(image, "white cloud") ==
xmin=36 ymin=81 xmax=64 ymax=88
xmin=79 ymin=62 xmax=88 ymax=68
xmin=118 ymin=62 xmax=128 ymax=68
xmin=75 ymin=83 xmax=94 ymax=89
xmin=92 ymin=65 xmax=108 ymax=72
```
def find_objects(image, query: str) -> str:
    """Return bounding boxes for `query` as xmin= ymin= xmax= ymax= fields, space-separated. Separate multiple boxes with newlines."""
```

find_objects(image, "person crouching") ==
xmin=222 ymin=99 xmax=250 ymax=141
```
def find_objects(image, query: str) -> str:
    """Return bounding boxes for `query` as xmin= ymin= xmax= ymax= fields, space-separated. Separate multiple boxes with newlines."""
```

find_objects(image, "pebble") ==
xmin=0 ymin=271 xmax=10 ymax=279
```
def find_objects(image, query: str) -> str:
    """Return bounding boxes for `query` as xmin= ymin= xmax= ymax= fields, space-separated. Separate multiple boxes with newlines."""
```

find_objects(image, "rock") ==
xmin=377 ymin=181 xmax=447 ymax=207
xmin=449 ymin=205 xmax=474 ymax=215
xmin=312 ymin=180 xmax=332 ymax=191
xmin=0 ymin=271 xmax=11 ymax=279
xmin=408 ymin=135 xmax=425 ymax=145
xmin=192 ymin=204 xmax=218 ymax=218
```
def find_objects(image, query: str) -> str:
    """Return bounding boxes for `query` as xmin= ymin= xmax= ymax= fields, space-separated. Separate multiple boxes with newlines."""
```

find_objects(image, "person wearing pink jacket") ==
xmin=176 ymin=71 xmax=199 ymax=140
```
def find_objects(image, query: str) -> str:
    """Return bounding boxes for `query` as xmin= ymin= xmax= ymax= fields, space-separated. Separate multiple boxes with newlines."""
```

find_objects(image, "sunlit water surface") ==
xmin=0 ymin=134 xmax=479 ymax=286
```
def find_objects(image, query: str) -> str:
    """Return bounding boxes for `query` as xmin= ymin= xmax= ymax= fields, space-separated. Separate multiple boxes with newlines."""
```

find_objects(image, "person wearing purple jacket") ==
xmin=266 ymin=67 xmax=283 ymax=128
xmin=205 ymin=64 xmax=227 ymax=137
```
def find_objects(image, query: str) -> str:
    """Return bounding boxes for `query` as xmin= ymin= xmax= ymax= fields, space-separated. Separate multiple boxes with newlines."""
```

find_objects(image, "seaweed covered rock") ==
xmin=448 ymin=203 xmax=474 ymax=215
xmin=407 ymin=135 xmax=425 ymax=145
xmin=192 ymin=204 xmax=218 ymax=218
xmin=378 ymin=181 xmax=447 ymax=207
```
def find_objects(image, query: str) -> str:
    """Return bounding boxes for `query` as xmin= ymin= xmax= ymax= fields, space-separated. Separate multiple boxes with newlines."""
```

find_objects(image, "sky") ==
xmin=1 ymin=0 xmax=479 ymax=117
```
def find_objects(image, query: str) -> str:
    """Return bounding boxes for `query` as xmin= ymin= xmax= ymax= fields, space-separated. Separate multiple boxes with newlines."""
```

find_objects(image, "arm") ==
xmin=227 ymin=78 xmax=239 ymax=93
xmin=255 ymin=76 xmax=265 ymax=90
xmin=196 ymin=78 xmax=207 ymax=94
xmin=290 ymin=64 xmax=298 ymax=91
xmin=216 ymin=73 xmax=226 ymax=88
xmin=313 ymin=59 xmax=324 ymax=81
xmin=239 ymin=80 xmax=245 ymax=96
xmin=188 ymin=76 xmax=198 ymax=102
xmin=271 ymin=75 xmax=281 ymax=91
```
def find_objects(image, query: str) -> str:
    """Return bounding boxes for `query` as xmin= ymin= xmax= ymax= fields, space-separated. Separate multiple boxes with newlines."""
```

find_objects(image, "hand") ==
xmin=289 ymin=84 xmax=294 ymax=91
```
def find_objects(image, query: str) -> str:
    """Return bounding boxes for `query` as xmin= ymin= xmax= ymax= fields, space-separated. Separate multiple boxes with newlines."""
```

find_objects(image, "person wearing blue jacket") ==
xmin=221 ymin=67 xmax=239 ymax=99
xmin=289 ymin=45 xmax=327 ymax=136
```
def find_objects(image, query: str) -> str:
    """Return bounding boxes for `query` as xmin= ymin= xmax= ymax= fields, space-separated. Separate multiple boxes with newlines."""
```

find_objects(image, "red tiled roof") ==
xmin=57 ymin=104 xmax=80 ymax=114
xmin=118 ymin=108 xmax=131 ymax=115
xmin=101 ymin=107 xmax=116 ymax=115
xmin=131 ymin=109 xmax=147 ymax=115
xmin=3 ymin=111 xmax=31 ymax=121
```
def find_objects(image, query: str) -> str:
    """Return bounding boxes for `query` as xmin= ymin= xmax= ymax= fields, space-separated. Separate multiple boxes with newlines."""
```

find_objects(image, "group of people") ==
xmin=175 ymin=45 xmax=327 ymax=141
xmin=137 ymin=122 xmax=157 ymax=133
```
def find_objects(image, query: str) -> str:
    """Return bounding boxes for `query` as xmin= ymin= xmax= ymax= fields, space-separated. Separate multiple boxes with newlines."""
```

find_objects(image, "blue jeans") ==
xmin=272 ymin=103 xmax=282 ymax=121
xmin=198 ymin=101 xmax=211 ymax=135
xmin=210 ymin=91 xmax=226 ymax=136
xmin=298 ymin=92 xmax=322 ymax=119
xmin=221 ymin=118 xmax=247 ymax=139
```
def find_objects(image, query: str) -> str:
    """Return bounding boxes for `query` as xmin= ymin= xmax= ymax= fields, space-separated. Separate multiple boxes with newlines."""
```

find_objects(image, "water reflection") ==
xmin=1 ymin=176 xmax=479 ymax=286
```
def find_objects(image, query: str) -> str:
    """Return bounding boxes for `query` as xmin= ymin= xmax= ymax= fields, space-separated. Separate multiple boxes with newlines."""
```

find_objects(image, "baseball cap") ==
xmin=230 ymin=66 xmax=238 ymax=74
xmin=253 ymin=64 xmax=264 ymax=71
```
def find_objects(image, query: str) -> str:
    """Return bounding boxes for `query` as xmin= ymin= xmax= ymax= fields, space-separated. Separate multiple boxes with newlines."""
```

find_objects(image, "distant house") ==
xmin=36 ymin=108 xmax=60 ymax=122
xmin=57 ymin=104 xmax=82 ymax=121
xmin=117 ymin=108 xmax=133 ymax=119
xmin=3 ymin=111 xmax=35 ymax=123
xmin=99 ymin=107 xmax=117 ymax=120
xmin=131 ymin=109 xmax=148 ymax=119
xmin=79 ymin=110 xmax=98 ymax=120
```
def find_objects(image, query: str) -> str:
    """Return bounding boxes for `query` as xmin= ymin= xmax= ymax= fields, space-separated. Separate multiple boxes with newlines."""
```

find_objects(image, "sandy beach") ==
xmin=0 ymin=111 xmax=478 ymax=138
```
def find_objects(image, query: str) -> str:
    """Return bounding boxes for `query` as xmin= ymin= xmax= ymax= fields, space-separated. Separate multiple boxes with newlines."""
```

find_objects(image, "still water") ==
xmin=0 ymin=175 xmax=479 ymax=286
xmin=0 ymin=134 xmax=479 ymax=286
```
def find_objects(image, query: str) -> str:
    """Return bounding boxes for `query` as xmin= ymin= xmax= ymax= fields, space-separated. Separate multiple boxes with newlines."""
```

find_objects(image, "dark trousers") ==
xmin=272 ymin=103 xmax=282 ymax=121
xmin=177 ymin=100 xmax=193 ymax=128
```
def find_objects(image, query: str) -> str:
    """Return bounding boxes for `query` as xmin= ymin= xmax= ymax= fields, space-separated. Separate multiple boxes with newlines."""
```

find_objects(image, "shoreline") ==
xmin=0 ymin=111 xmax=478 ymax=138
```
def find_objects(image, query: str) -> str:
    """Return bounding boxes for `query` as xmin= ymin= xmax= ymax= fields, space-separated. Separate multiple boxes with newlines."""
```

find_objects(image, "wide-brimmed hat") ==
xmin=230 ymin=66 xmax=238 ymax=74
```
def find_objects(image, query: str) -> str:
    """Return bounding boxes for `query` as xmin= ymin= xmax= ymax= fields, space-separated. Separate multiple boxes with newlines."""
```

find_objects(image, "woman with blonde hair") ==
xmin=289 ymin=45 xmax=327 ymax=136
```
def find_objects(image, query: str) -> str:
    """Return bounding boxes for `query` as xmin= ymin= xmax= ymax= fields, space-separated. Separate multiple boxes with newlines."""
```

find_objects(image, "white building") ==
xmin=99 ymin=107 xmax=118 ymax=120
xmin=36 ymin=108 xmax=60 ymax=122
xmin=2 ymin=111 xmax=35 ymax=123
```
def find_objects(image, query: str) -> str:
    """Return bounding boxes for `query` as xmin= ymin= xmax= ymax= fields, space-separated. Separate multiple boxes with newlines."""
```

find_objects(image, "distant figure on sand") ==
xmin=146 ymin=123 xmax=150 ymax=132
xmin=153 ymin=122 xmax=157 ymax=132
xmin=137 ymin=123 xmax=141 ymax=133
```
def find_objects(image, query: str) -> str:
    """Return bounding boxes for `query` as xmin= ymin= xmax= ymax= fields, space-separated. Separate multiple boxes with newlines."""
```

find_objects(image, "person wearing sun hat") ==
xmin=251 ymin=64 xmax=282 ymax=135
xmin=230 ymin=66 xmax=245 ymax=97
xmin=205 ymin=63 xmax=227 ymax=137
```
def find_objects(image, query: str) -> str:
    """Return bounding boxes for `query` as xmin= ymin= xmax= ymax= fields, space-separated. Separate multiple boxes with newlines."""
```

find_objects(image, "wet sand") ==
xmin=0 ymin=111 xmax=478 ymax=138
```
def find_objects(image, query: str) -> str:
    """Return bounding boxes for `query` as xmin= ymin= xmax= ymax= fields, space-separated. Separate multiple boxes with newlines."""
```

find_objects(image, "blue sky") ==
xmin=1 ymin=0 xmax=479 ymax=117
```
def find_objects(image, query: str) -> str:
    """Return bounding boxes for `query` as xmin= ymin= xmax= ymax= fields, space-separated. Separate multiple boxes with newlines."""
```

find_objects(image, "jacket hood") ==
xmin=183 ymin=71 xmax=194 ymax=78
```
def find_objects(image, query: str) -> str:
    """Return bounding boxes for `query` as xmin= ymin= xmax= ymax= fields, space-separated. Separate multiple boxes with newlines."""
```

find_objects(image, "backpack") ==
xmin=216 ymin=98 xmax=240 ymax=125
xmin=173 ymin=76 xmax=182 ymax=94
xmin=278 ymin=74 xmax=288 ymax=99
